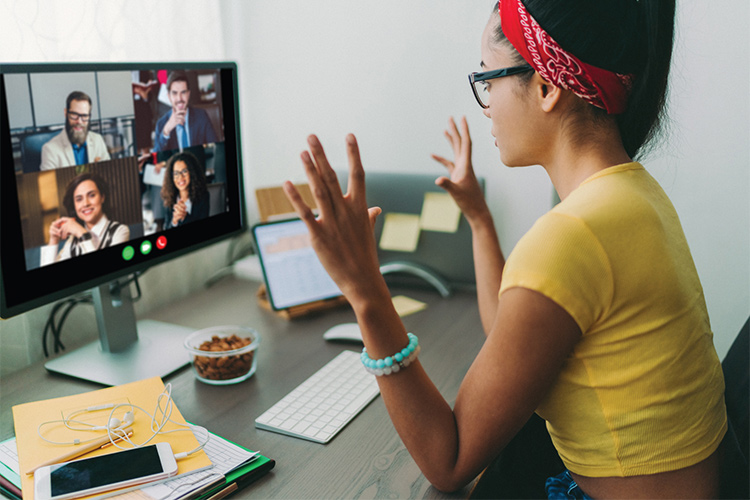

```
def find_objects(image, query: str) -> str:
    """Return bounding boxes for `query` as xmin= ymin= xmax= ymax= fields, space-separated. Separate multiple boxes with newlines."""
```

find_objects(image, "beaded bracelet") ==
xmin=361 ymin=333 xmax=420 ymax=376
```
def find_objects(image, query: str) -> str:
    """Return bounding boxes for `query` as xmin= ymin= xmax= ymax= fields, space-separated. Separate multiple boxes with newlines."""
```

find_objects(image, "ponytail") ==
xmin=617 ymin=0 xmax=676 ymax=159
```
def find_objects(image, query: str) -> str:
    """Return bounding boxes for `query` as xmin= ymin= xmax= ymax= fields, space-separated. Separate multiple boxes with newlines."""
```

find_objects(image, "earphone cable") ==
xmin=37 ymin=383 xmax=210 ymax=458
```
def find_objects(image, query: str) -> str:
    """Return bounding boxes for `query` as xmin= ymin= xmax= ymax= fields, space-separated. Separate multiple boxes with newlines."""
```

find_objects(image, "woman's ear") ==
xmin=530 ymin=73 xmax=563 ymax=113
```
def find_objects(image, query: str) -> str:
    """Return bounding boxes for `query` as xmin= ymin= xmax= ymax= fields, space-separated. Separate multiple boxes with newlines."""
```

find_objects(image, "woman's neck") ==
xmin=179 ymin=189 xmax=190 ymax=202
xmin=85 ymin=215 xmax=104 ymax=231
xmin=542 ymin=119 xmax=632 ymax=200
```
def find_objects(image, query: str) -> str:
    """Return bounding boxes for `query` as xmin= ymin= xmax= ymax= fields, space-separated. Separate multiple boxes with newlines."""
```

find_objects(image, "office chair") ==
xmin=469 ymin=318 xmax=750 ymax=499
xmin=468 ymin=413 xmax=562 ymax=499
xmin=20 ymin=130 xmax=60 ymax=173
xmin=207 ymin=182 xmax=226 ymax=217
xmin=719 ymin=316 xmax=749 ymax=499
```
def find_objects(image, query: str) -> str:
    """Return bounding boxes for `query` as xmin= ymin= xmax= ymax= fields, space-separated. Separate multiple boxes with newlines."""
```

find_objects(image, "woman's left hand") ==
xmin=431 ymin=116 xmax=489 ymax=224
xmin=283 ymin=134 xmax=385 ymax=308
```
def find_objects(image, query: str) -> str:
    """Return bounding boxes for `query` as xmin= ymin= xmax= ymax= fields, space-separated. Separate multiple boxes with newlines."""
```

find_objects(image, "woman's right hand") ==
xmin=48 ymin=218 xmax=66 ymax=245
xmin=283 ymin=134 xmax=386 ymax=308
xmin=431 ymin=116 xmax=490 ymax=223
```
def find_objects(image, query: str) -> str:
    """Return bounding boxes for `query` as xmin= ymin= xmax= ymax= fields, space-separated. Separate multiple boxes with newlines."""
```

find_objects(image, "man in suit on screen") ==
xmin=153 ymin=71 xmax=217 ymax=152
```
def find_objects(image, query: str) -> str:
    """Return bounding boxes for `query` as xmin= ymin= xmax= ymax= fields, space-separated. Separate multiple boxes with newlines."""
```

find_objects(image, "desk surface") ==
xmin=0 ymin=275 xmax=484 ymax=499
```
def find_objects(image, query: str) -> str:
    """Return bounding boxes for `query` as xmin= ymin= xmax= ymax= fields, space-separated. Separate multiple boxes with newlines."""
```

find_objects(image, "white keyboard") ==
xmin=255 ymin=350 xmax=380 ymax=443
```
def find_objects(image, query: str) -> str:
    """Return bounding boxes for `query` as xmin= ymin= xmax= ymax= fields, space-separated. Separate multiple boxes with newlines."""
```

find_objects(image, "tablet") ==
xmin=252 ymin=219 xmax=342 ymax=310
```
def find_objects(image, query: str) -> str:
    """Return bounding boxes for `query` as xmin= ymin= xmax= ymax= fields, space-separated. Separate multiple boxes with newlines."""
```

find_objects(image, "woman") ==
xmin=283 ymin=0 xmax=727 ymax=498
xmin=41 ymin=173 xmax=129 ymax=265
xmin=161 ymin=151 xmax=209 ymax=229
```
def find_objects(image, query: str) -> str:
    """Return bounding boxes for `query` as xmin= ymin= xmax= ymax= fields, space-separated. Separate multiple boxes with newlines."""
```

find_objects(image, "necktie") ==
xmin=178 ymin=124 xmax=189 ymax=149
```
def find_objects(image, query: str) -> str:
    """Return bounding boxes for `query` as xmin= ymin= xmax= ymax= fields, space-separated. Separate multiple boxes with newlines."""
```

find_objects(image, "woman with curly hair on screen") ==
xmin=161 ymin=151 xmax=210 ymax=229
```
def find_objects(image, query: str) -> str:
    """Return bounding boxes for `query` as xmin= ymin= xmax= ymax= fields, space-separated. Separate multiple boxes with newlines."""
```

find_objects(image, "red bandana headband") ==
xmin=499 ymin=0 xmax=634 ymax=114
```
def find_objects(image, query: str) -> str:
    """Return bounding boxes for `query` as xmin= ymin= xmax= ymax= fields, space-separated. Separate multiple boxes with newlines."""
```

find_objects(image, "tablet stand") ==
xmin=256 ymin=284 xmax=349 ymax=320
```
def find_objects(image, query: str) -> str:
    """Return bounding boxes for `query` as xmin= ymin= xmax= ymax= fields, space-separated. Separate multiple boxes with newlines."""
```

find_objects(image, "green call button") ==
xmin=122 ymin=246 xmax=135 ymax=261
xmin=141 ymin=240 xmax=152 ymax=255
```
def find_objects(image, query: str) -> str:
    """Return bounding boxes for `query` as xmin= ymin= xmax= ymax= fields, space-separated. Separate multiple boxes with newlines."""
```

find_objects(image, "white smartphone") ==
xmin=34 ymin=442 xmax=178 ymax=500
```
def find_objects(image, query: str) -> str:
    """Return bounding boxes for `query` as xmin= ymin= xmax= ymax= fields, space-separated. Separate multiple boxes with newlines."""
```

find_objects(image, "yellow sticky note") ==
xmin=392 ymin=295 xmax=428 ymax=317
xmin=379 ymin=213 xmax=421 ymax=252
xmin=419 ymin=192 xmax=461 ymax=233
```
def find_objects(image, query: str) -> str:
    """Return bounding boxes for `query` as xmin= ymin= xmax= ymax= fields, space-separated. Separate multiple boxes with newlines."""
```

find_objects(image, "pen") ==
xmin=26 ymin=427 xmax=134 ymax=475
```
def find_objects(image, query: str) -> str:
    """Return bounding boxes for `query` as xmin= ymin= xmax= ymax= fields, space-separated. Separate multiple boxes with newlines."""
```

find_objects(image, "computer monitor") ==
xmin=0 ymin=62 xmax=245 ymax=386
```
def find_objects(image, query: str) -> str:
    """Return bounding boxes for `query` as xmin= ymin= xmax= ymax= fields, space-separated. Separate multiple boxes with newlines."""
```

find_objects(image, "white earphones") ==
xmin=37 ymin=384 xmax=208 ymax=459
xmin=89 ymin=411 xmax=134 ymax=431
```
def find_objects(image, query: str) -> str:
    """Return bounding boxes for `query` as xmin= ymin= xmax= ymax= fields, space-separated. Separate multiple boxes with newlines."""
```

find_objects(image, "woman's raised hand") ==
xmin=430 ymin=116 xmax=488 ymax=223
xmin=172 ymin=200 xmax=187 ymax=225
xmin=283 ymin=134 xmax=385 ymax=307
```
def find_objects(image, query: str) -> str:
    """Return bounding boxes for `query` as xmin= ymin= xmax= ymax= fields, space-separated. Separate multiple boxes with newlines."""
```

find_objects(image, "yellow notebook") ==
xmin=13 ymin=376 xmax=211 ymax=499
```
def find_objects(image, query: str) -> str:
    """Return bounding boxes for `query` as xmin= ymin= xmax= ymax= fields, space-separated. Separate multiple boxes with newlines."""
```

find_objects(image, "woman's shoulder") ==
xmin=554 ymin=163 xmax=666 ymax=231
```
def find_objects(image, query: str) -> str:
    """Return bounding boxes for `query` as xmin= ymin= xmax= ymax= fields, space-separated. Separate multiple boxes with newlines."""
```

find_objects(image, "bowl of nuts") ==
xmin=184 ymin=326 xmax=260 ymax=385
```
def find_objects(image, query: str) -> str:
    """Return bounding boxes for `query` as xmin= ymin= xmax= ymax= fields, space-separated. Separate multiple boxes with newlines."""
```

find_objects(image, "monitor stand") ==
xmin=45 ymin=279 xmax=193 ymax=386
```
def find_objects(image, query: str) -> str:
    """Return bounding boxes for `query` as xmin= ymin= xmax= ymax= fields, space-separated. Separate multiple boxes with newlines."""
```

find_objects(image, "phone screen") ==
xmin=49 ymin=445 xmax=165 ymax=497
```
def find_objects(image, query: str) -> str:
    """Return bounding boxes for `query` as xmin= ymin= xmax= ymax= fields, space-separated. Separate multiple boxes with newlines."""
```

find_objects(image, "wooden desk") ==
xmin=0 ymin=275 xmax=484 ymax=499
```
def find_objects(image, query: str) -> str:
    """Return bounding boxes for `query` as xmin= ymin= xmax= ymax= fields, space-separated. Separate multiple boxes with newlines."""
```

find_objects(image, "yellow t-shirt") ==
xmin=499 ymin=163 xmax=727 ymax=477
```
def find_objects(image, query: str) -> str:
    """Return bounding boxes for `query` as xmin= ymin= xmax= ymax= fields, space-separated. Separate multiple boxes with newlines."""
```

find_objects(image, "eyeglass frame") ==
xmin=468 ymin=64 xmax=534 ymax=109
xmin=66 ymin=110 xmax=91 ymax=123
xmin=173 ymin=167 xmax=191 ymax=179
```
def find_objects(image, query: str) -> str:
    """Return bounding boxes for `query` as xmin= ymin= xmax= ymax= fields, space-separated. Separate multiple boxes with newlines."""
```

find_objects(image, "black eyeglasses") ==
xmin=67 ymin=111 xmax=91 ymax=123
xmin=468 ymin=64 xmax=533 ymax=108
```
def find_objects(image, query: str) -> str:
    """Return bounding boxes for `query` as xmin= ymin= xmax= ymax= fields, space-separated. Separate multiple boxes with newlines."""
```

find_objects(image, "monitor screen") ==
xmin=0 ymin=62 xmax=245 ymax=385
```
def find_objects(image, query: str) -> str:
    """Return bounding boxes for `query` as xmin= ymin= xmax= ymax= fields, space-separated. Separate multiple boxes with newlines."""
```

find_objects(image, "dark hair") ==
xmin=492 ymin=0 xmax=675 ymax=159
xmin=161 ymin=151 xmax=209 ymax=208
xmin=62 ymin=172 xmax=112 ymax=225
xmin=65 ymin=91 xmax=92 ymax=110
xmin=166 ymin=71 xmax=190 ymax=92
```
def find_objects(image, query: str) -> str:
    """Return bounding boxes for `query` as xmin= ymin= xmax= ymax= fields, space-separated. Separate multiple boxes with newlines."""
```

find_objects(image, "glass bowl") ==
xmin=184 ymin=326 xmax=260 ymax=385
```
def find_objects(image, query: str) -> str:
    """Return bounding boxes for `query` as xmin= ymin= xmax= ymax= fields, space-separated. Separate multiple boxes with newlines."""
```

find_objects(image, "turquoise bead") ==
xmin=359 ymin=333 xmax=420 ymax=374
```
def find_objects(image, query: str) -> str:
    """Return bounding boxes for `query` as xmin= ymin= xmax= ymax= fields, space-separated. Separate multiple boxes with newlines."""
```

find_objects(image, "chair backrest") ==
xmin=335 ymin=171 xmax=484 ymax=288
xmin=719 ymin=316 xmax=749 ymax=499
xmin=723 ymin=317 xmax=749 ymax=459
xmin=207 ymin=182 xmax=226 ymax=217
xmin=20 ymin=130 xmax=60 ymax=173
